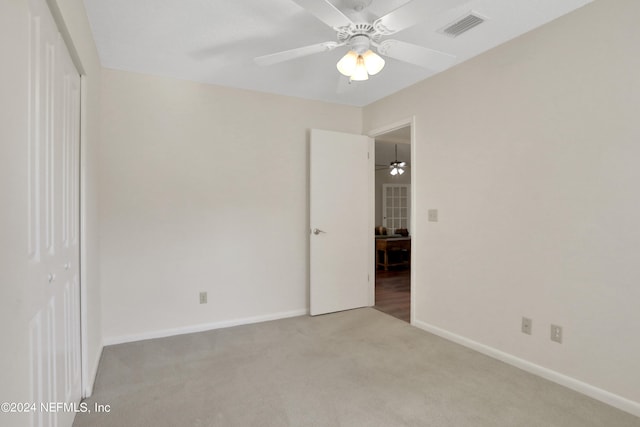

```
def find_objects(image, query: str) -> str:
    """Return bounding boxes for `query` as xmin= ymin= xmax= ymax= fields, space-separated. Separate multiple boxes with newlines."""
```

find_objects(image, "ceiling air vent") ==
xmin=439 ymin=13 xmax=485 ymax=38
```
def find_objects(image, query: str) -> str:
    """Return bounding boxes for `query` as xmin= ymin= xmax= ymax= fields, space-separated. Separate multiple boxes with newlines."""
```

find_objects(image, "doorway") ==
xmin=373 ymin=125 xmax=412 ymax=322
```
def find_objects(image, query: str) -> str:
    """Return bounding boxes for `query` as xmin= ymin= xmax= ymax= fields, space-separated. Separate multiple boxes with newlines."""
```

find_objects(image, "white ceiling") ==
xmin=83 ymin=0 xmax=593 ymax=107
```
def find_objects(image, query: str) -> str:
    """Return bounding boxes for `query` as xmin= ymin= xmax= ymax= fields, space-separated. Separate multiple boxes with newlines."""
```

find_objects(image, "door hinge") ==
xmin=367 ymin=152 xmax=370 ymax=159
xmin=368 ymin=274 xmax=370 ymax=282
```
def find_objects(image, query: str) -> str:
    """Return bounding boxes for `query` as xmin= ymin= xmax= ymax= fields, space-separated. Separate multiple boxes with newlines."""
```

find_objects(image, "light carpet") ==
xmin=74 ymin=308 xmax=640 ymax=426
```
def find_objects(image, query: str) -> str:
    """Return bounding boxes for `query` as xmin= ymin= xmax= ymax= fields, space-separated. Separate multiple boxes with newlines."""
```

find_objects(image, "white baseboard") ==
xmin=103 ymin=309 xmax=308 ymax=346
xmin=412 ymin=319 xmax=640 ymax=418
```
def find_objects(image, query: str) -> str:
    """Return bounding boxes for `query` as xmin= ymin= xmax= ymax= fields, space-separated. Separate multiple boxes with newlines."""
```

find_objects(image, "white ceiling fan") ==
xmin=255 ymin=0 xmax=465 ymax=81
xmin=376 ymin=144 xmax=409 ymax=174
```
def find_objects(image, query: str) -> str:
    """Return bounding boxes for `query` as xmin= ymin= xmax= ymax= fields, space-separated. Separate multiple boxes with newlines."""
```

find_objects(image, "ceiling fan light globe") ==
xmin=363 ymin=50 xmax=385 ymax=75
xmin=390 ymin=167 xmax=398 ymax=176
xmin=336 ymin=50 xmax=358 ymax=76
xmin=398 ymin=168 xmax=405 ymax=175
xmin=350 ymin=55 xmax=369 ymax=81
xmin=398 ymin=161 xmax=406 ymax=167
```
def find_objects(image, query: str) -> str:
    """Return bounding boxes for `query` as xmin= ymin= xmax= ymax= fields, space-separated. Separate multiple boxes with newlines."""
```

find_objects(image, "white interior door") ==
xmin=310 ymin=129 xmax=373 ymax=316
xmin=27 ymin=0 xmax=82 ymax=425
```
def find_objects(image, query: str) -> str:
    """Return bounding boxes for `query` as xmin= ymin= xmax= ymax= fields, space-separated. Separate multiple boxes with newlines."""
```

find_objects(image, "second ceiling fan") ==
xmin=255 ymin=0 xmax=465 ymax=81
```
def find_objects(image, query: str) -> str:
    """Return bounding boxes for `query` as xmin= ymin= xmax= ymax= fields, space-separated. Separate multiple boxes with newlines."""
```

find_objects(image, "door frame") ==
xmin=46 ymin=0 xmax=93 ymax=398
xmin=79 ymin=76 xmax=92 ymax=398
xmin=367 ymin=116 xmax=416 ymax=324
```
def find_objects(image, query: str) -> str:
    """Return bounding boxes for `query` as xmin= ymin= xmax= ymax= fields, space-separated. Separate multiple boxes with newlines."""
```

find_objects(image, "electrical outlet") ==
xmin=199 ymin=292 xmax=207 ymax=304
xmin=521 ymin=317 xmax=532 ymax=335
xmin=550 ymin=324 xmax=562 ymax=343
xmin=428 ymin=209 xmax=438 ymax=222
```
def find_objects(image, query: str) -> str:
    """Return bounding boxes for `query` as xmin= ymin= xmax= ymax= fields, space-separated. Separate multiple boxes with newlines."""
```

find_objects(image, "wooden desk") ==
xmin=376 ymin=237 xmax=411 ymax=270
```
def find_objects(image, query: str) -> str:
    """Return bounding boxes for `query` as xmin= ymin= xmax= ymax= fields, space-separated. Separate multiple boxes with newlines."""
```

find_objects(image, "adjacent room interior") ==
xmin=3 ymin=0 xmax=640 ymax=426
xmin=374 ymin=128 xmax=412 ymax=323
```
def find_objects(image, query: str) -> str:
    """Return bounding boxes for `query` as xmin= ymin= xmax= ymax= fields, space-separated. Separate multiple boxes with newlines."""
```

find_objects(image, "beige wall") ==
xmin=99 ymin=69 xmax=362 ymax=341
xmin=0 ymin=1 xmax=32 ymax=418
xmin=364 ymin=0 xmax=640 ymax=408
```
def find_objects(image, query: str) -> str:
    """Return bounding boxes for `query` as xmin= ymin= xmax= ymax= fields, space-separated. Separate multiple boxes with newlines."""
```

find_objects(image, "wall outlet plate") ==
xmin=521 ymin=317 xmax=532 ymax=335
xmin=199 ymin=292 xmax=207 ymax=304
xmin=550 ymin=324 xmax=562 ymax=343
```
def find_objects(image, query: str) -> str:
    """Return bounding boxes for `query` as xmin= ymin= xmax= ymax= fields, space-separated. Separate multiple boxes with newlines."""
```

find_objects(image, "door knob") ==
xmin=48 ymin=273 xmax=56 ymax=283
xmin=312 ymin=228 xmax=326 ymax=235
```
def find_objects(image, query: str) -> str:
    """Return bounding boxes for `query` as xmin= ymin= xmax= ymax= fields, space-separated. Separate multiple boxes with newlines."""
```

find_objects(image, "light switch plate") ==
xmin=428 ymin=209 xmax=438 ymax=222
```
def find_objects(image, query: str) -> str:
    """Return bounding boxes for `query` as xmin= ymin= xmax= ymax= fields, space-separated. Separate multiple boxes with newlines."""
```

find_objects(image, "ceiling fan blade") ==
xmin=373 ymin=0 xmax=468 ymax=35
xmin=255 ymin=42 xmax=341 ymax=66
xmin=377 ymin=40 xmax=456 ymax=72
xmin=292 ymin=0 xmax=355 ymax=29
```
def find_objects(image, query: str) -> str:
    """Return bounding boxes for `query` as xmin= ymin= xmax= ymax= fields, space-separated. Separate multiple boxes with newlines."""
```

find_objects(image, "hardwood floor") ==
xmin=374 ymin=267 xmax=410 ymax=322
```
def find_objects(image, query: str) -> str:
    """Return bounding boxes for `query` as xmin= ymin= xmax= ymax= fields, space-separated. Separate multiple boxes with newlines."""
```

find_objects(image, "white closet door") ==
xmin=382 ymin=184 xmax=411 ymax=234
xmin=27 ymin=0 xmax=82 ymax=425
